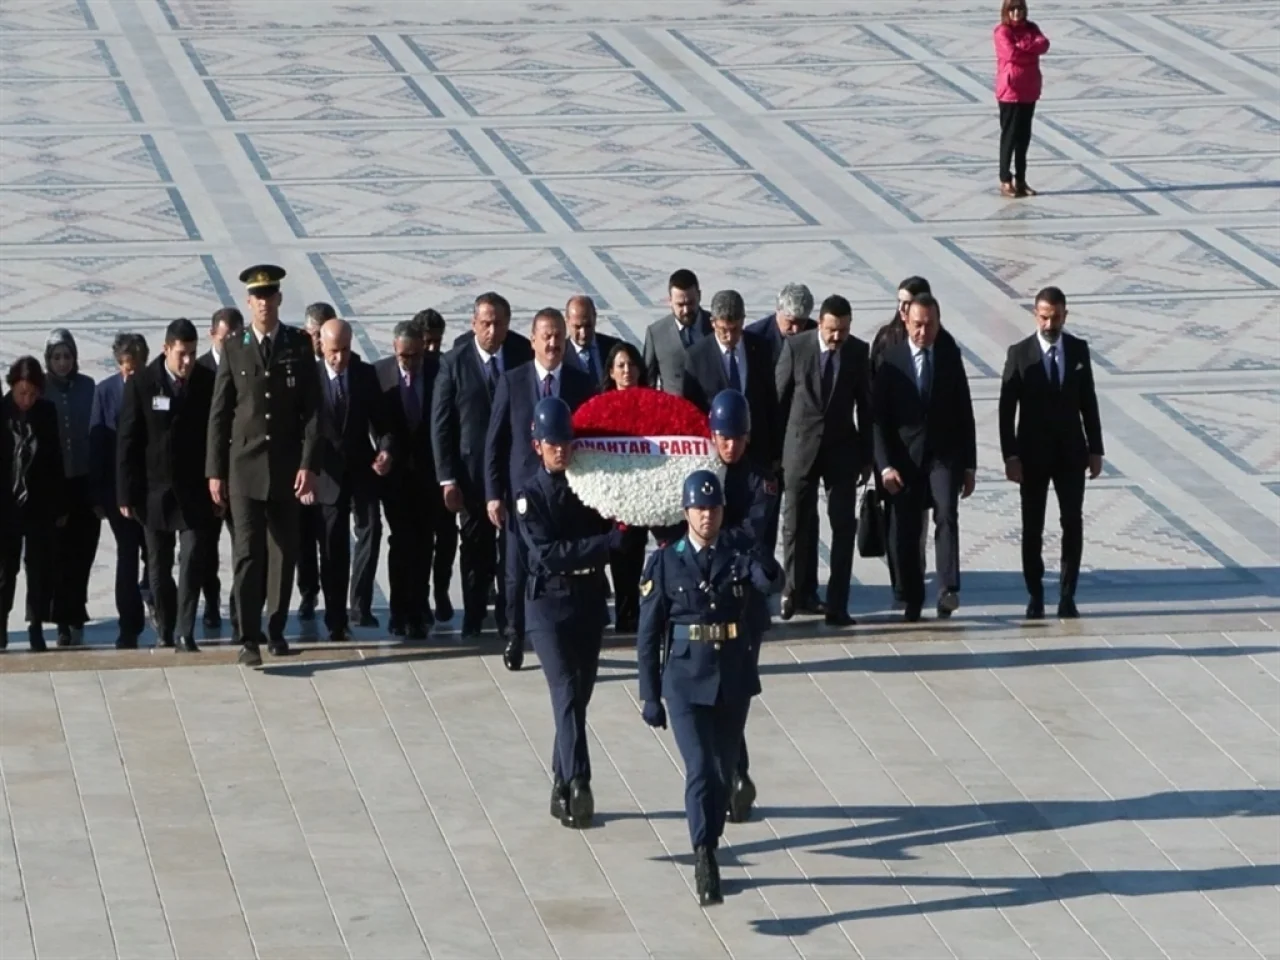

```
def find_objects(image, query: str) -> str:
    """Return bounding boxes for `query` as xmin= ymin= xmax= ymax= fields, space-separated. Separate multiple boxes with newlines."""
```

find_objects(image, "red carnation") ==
xmin=572 ymin=387 xmax=709 ymax=439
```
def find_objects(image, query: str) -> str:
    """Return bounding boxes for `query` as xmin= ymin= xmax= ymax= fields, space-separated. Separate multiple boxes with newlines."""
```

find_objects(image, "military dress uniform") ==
xmin=206 ymin=265 xmax=322 ymax=665
xmin=637 ymin=470 xmax=783 ymax=905
xmin=516 ymin=400 xmax=621 ymax=829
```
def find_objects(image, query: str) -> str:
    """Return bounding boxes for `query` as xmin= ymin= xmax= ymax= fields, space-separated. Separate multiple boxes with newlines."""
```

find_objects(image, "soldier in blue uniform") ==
xmin=636 ymin=469 xmax=783 ymax=906
xmin=516 ymin=396 xmax=623 ymax=829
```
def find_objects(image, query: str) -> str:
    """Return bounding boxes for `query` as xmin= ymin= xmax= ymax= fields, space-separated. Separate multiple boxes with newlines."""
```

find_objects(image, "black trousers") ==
xmin=230 ymin=495 xmax=299 ymax=644
xmin=106 ymin=510 xmax=147 ymax=637
xmin=0 ymin=510 xmax=54 ymax=626
xmin=316 ymin=487 xmax=380 ymax=630
xmin=999 ymin=101 xmax=1036 ymax=184
xmin=144 ymin=525 xmax=213 ymax=641
xmin=609 ymin=526 xmax=648 ymax=629
xmin=201 ymin=508 xmax=237 ymax=624
xmin=431 ymin=507 xmax=458 ymax=607
xmin=1021 ymin=463 xmax=1086 ymax=601
xmin=782 ymin=451 xmax=859 ymax=617
xmin=296 ymin=504 xmax=322 ymax=601
xmin=459 ymin=498 xmax=503 ymax=629
xmin=889 ymin=463 xmax=961 ymax=608
xmin=51 ymin=476 xmax=101 ymax=628
xmin=348 ymin=491 xmax=381 ymax=616
xmin=382 ymin=476 xmax=434 ymax=628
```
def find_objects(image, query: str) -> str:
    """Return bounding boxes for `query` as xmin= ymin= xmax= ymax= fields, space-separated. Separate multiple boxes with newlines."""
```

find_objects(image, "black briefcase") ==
xmin=856 ymin=484 xmax=887 ymax=558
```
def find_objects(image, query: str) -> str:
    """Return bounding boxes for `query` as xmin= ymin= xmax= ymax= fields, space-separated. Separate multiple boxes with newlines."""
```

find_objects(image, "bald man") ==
xmin=564 ymin=295 xmax=620 ymax=387
xmin=313 ymin=319 xmax=391 ymax=641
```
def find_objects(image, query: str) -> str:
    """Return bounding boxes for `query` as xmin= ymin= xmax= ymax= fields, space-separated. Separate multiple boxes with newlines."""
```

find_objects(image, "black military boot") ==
xmin=562 ymin=778 xmax=594 ymax=829
xmin=727 ymin=772 xmax=756 ymax=824
xmin=549 ymin=778 xmax=569 ymax=821
xmin=694 ymin=846 xmax=723 ymax=906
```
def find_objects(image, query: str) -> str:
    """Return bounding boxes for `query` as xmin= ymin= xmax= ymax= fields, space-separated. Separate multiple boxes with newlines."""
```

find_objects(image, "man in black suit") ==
xmin=485 ymin=307 xmax=597 ymax=670
xmin=118 ymin=319 xmax=218 ymax=653
xmin=564 ymin=295 xmax=619 ymax=387
xmin=874 ymin=293 xmax=977 ymax=623
xmin=197 ymin=307 xmax=242 ymax=632
xmin=432 ymin=291 xmax=534 ymax=640
xmin=311 ymin=319 xmax=390 ymax=642
xmin=641 ymin=268 xmax=712 ymax=395
xmin=775 ymin=294 xmax=872 ymax=626
xmin=296 ymin=302 xmax=335 ymax=622
xmin=999 ymin=286 xmax=1104 ymax=620
xmin=412 ymin=308 xmax=456 ymax=622
xmin=683 ymin=289 xmax=779 ymax=471
xmin=746 ymin=282 xmax=815 ymax=366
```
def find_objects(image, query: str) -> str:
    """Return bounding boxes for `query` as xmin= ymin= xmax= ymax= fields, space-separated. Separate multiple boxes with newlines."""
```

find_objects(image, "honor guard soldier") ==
xmin=517 ymin=397 xmax=623 ymax=829
xmin=636 ymin=470 xmax=783 ymax=906
xmin=207 ymin=264 xmax=322 ymax=667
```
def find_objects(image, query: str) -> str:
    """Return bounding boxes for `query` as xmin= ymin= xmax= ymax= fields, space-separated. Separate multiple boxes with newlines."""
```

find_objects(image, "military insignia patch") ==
xmin=516 ymin=497 xmax=527 ymax=516
xmin=640 ymin=580 xmax=653 ymax=597
xmin=242 ymin=331 xmax=251 ymax=345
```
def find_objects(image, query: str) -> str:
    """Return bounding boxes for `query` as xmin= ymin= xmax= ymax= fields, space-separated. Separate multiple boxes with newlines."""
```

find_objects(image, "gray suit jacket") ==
xmin=776 ymin=329 xmax=872 ymax=476
xmin=641 ymin=309 xmax=711 ymax=395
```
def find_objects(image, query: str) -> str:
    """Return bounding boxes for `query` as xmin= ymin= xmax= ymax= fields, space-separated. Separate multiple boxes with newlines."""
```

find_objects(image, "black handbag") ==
xmin=856 ymin=483 xmax=887 ymax=558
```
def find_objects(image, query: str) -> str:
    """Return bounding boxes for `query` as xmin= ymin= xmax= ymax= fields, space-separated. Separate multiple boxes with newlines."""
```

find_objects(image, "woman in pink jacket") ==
xmin=994 ymin=0 xmax=1050 ymax=197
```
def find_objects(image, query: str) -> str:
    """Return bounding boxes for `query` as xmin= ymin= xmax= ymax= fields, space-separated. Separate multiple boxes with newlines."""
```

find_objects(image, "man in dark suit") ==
xmin=641 ymin=268 xmax=711 ymax=395
xmin=432 ymin=291 xmax=534 ymax=640
xmin=564 ymin=295 xmax=619 ymax=387
xmin=207 ymin=265 xmax=322 ymax=666
xmin=873 ymin=293 xmax=977 ymax=623
xmin=775 ymin=294 xmax=872 ymax=627
xmin=746 ymin=282 xmax=815 ymax=366
xmin=682 ymin=289 xmax=779 ymax=471
xmin=485 ymin=307 xmax=597 ymax=670
xmin=118 ymin=319 xmax=218 ymax=653
xmin=198 ymin=307 xmax=243 ymax=632
xmin=295 ymin=302 xmax=334 ymax=622
xmin=999 ymin=286 xmax=1104 ymax=620
xmin=311 ymin=319 xmax=390 ymax=642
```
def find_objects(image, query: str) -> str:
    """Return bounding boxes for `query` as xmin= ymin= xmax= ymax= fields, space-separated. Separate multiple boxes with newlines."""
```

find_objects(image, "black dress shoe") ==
xmin=267 ymin=635 xmax=290 ymax=657
xmin=406 ymin=622 xmax=428 ymax=641
xmin=237 ymin=643 xmax=263 ymax=667
xmin=694 ymin=846 xmax=723 ymax=906
xmin=798 ymin=596 xmax=827 ymax=616
xmin=351 ymin=610 xmax=379 ymax=629
xmin=435 ymin=596 xmax=454 ymax=622
xmin=56 ymin=626 xmax=72 ymax=648
xmin=937 ymin=589 xmax=959 ymax=619
xmin=779 ymin=593 xmax=796 ymax=621
xmin=157 ymin=635 xmax=175 ymax=649
xmin=203 ymin=606 xmax=222 ymax=629
xmin=28 ymin=625 xmax=47 ymax=653
xmin=904 ymin=604 xmax=922 ymax=623
xmin=562 ymin=778 xmax=594 ymax=829
xmin=297 ymin=594 xmax=317 ymax=621
xmin=461 ymin=618 xmax=482 ymax=639
xmin=503 ymin=633 xmax=524 ymax=671
xmin=550 ymin=778 xmax=569 ymax=821
xmin=177 ymin=636 xmax=200 ymax=653
xmin=115 ymin=634 xmax=139 ymax=650
xmin=824 ymin=612 xmax=855 ymax=628
xmin=1058 ymin=598 xmax=1080 ymax=619
xmin=329 ymin=625 xmax=352 ymax=643
xmin=1026 ymin=597 xmax=1045 ymax=620
xmin=388 ymin=618 xmax=406 ymax=637
xmin=727 ymin=772 xmax=756 ymax=824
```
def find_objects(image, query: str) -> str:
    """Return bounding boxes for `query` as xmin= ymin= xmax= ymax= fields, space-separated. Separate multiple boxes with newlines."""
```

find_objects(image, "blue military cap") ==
xmin=709 ymin=389 xmax=751 ymax=437
xmin=532 ymin=396 xmax=574 ymax=444
xmin=682 ymin=469 xmax=724 ymax=509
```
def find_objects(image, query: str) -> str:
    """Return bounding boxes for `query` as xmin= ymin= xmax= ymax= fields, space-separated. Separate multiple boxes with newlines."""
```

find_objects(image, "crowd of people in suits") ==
xmin=0 ymin=264 xmax=1104 ymax=658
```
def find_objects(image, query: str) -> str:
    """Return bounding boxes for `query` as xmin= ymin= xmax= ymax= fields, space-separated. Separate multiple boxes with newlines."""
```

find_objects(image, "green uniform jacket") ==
xmin=206 ymin=324 xmax=321 ymax=501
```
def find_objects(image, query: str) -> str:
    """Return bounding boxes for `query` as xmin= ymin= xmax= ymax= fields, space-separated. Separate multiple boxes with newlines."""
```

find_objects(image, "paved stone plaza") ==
xmin=1 ymin=0 xmax=1278 ymax=957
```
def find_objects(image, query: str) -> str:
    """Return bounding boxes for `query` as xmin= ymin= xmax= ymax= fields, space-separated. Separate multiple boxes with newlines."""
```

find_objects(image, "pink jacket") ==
xmin=994 ymin=22 xmax=1050 ymax=102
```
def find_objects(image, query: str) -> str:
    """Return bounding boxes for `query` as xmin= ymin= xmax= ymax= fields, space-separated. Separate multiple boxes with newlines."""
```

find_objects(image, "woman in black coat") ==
xmin=1 ymin=357 xmax=67 ymax=651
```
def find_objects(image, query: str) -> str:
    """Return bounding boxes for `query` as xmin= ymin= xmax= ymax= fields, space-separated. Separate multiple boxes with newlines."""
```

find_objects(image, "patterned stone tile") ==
xmin=955 ymin=55 xmax=1221 ymax=101
xmin=238 ymin=129 xmax=490 ymax=181
xmin=854 ymin=163 xmax=1155 ymax=223
xmin=670 ymin=23 xmax=907 ymax=66
xmin=310 ymin=247 xmax=604 ymax=317
xmin=485 ymin=122 xmax=748 ymax=175
xmin=0 ymin=135 xmax=169 ymax=185
xmin=0 ymin=187 xmax=199 ymax=244
xmin=0 ymin=255 xmax=230 ymax=326
xmin=1070 ymin=296 xmax=1280 ymax=374
xmin=204 ymin=74 xmax=440 ymax=121
xmin=940 ymin=229 xmax=1275 ymax=300
xmin=888 ymin=16 xmax=1141 ymax=59
xmin=591 ymin=239 xmax=892 ymax=308
xmin=269 ymin=180 xmax=540 ymax=238
xmin=0 ymin=37 xmax=116 ymax=79
xmin=1146 ymin=389 xmax=1280 ymax=476
xmin=535 ymin=172 xmax=815 ymax=231
xmin=1236 ymin=50 xmax=1279 ymax=76
xmin=0 ymin=0 xmax=94 ymax=32
xmin=180 ymin=34 xmax=403 ymax=77
xmin=438 ymin=70 xmax=681 ymax=116
xmin=724 ymin=62 xmax=976 ymax=110
xmin=1118 ymin=156 xmax=1280 ymax=215
xmin=790 ymin=113 xmax=1070 ymax=169
xmin=1158 ymin=8 xmax=1280 ymax=51
xmin=1043 ymin=105 xmax=1280 ymax=160
xmin=0 ymin=80 xmax=140 ymax=124
xmin=402 ymin=30 xmax=630 ymax=72
xmin=1223 ymin=225 xmax=1280 ymax=266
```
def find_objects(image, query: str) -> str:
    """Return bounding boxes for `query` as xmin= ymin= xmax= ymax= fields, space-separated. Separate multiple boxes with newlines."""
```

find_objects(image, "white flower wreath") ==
xmin=567 ymin=446 xmax=724 ymax=527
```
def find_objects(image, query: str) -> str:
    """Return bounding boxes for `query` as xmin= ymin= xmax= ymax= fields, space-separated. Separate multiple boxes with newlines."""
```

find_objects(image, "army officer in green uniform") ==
xmin=207 ymin=265 xmax=322 ymax=666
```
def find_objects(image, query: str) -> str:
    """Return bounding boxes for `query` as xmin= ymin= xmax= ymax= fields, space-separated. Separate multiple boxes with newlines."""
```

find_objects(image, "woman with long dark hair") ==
xmin=995 ymin=0 xmax=1050 ymax=197
xmin=602 ymin=341 xmax=648 ymax=632
xmin=1 ymin=357 xmax=67 ymax=651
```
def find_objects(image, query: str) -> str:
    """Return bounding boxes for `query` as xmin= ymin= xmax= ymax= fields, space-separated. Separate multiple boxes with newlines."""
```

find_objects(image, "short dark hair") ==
xmin=1034 ymin=286 xmax=1067 ymax=308
xmin=165 ymin=318 xmax=199 ymax=345
xmin=819 ymin=294 xmax=852 ymax=320
xmin=668 ymin=269 xmax=699 ymax=293
xmin=6 ymin=356 xmax=45 ymax=392
xmin=112 ymin=332 xmax=148 ymax=364
xmin=474 ymin=291 xmax=511 ymax=320
xmin=709 ymin=289 xmax=746 ymax=324
xmin=898 ymin=276 xmax=932 ymax=297
xmin=532 ymin=307 xmax=564 ymax=330
xmin=211 ymin=307 xmax=244 ymax=332
xmin=392 ymin=319 xmax=424 ymax=342
xmin=413 ymin=308 xmax=445 ymax=334
xmin=305 ymin=302 xmax=338 ymax=325
xmin=908 ymin=292 xmax=941 ymax=319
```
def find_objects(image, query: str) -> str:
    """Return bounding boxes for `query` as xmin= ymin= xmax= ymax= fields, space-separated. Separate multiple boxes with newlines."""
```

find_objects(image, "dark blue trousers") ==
xmin=669 ymin=695 xmax=751 ymax=849
xmin=530 ymin=624 xmax=602 ymax=782
xmin=503 ymin=508 xmax=526 ymax=639
xmin=106 ymin=511 xmax=147 ymax=637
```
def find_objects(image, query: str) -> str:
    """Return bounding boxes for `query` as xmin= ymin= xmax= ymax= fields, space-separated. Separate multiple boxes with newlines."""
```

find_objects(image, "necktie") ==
xmin=680 ymin=324 xmax=694 ymax=348
xmin=727 ymin=348 xmax=741 ymax=393
xmin=173 ymin=377 xmax=185 ymax=397
xmin=698 ymin=545 xmax=712 ymax=585
xmin=919 ymin=348 xmax=933 ymax=404
xmin=403 ymin=373 xmax=420 ymax=428
xmin=259 ymin=334 xmax=272 ymax=365
xmin=1048 ymin=345 xmax=1061 ymax=390
xmin=820 ymin=348 xmax=834 ymax=405
xmin=486 ymin=356 xmax=499 ymax=395
xmin=333 ymin=374 xmax=347 ymax=422
xmin=542 ymin=373 xmax=553 ymax=398
xmin=581 ymin=348 xmax=595 ymax=381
